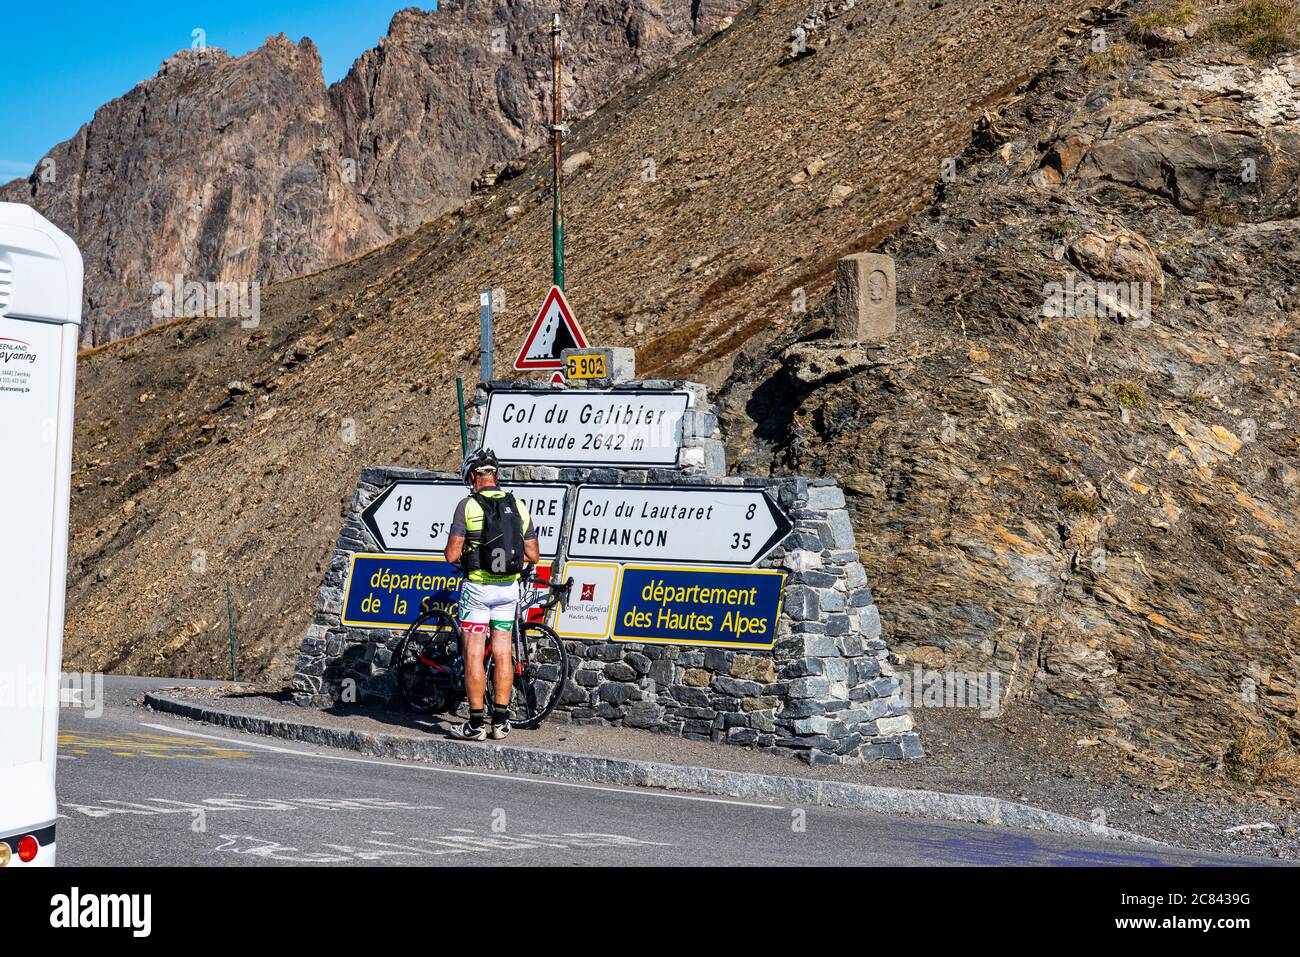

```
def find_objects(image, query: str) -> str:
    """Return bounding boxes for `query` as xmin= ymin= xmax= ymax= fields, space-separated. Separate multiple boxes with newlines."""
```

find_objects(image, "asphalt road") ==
xmin=52 ymin=677 xmax=1263 ymax=867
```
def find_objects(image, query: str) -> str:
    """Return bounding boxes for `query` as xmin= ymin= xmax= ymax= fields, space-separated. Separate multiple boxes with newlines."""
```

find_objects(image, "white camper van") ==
xmin=0 ymin=202 xmax=82 ymax=866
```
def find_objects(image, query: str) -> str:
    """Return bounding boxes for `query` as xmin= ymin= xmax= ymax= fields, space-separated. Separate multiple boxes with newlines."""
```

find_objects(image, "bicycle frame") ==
xmin=412 ymin=569 xmax=570 ymax=699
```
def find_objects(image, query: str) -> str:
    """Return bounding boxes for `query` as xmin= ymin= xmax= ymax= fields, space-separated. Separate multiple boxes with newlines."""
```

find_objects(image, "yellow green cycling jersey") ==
xmin=449 ymin=488 xmax=537 ymax=583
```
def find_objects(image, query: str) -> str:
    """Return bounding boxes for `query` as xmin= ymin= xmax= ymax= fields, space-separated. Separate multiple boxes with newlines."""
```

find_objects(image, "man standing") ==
xmin=444 ymin=448 xmax=539 ymax=740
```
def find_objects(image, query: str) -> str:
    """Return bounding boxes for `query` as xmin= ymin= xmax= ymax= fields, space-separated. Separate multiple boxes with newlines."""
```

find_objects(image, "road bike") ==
xmin=392 ymin=568 xmax=572 ymax=729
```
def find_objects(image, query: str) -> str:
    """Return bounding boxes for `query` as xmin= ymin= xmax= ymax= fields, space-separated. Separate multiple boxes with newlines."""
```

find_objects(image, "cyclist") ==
xmin=444 ymin=448 xmax=539 ymax=740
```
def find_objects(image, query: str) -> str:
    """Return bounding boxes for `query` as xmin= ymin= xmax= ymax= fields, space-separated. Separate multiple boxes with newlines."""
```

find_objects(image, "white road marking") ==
xmin=138 ymin=721 xmax=785 ymax=810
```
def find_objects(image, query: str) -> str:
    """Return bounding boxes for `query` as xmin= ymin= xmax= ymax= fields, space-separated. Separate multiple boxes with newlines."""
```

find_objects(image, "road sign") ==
xmin=564 ymin=351 xmax=606 ymax=380
xmin=481 ymin=388 xmax=689 ymax=467
xmin=612 ymin=565 xmax=786 ymax=648
xmin=360 ymin=481 xmax=568 ymax=557
xmin=342 ymin=554 xmax=552 ymax=630
xmin=515 ymin=285 xmax=588 ymax=370
xmin=342 ymin=554 xmax=464 ymax=629
xmin=567 ymin=485 xmax=792 ymax=566
xmin=555 ymin=561 xmax=621 ymax=640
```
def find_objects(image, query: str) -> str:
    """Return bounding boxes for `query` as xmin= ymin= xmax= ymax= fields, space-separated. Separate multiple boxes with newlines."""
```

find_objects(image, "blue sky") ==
xmin=3 ymin=1 xmax=434 ymax=181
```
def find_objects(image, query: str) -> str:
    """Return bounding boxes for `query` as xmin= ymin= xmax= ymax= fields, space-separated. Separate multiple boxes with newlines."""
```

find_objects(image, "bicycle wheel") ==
xmin=393 ymin=607 xmax=462 ymax=715
xmin=488 ymin=622 xmax=569 ymax=729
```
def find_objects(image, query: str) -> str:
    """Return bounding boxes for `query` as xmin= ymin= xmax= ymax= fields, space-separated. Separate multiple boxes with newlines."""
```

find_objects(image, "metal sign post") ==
xmin=455 ymin=377 xmax=468 ymax=455
xmin=479 ymin=289 xmax=494 ymax=383
xmin=551 ymin=13 xmax=565 ymax=291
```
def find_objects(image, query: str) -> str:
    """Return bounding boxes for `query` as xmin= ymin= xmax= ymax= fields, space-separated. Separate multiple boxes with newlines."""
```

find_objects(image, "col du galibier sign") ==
xmin=481 ymin=388 xmax=689 ymax=468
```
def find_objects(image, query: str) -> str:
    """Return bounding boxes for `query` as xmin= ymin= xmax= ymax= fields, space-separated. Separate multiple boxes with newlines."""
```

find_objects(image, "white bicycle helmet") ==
xmin=461 ymin=448 xmax=499 ymax=486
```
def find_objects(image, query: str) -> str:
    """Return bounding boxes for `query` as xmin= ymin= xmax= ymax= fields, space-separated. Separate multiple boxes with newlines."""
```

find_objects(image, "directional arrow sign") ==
xmin=360 ymin=481 xmax=568 ymax=558
xmin=567 ymin=485 xmax=793 ymax=567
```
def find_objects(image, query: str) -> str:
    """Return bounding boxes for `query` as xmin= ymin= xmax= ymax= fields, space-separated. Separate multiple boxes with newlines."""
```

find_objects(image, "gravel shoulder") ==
xmin=147 ymin=683 xmax=1298 ymax=861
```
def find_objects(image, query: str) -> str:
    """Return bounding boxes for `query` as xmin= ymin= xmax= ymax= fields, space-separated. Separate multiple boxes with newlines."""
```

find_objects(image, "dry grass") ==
xmin=638 ymin=316 xmax=709 ymax=373
xmin=1130 ymin=0 xmax=1201 ymax=44
xmin=1127 ymin=1 xmax=1299 ymax=57
xmin=1195 ymin=208 xmax=1245 ymax=228
xmin=1062 ymin=490 xmax=1103 ymax=515
xmin=1084 ymin=41 xmax=1139 ymax=75
xmin=1223 ymin=721 xmax=1300 ymax=785
xmin=698 ymin=261 xmax=770 ymax=309
xmin=1207 ymin=0 xmax=1299 ymax=56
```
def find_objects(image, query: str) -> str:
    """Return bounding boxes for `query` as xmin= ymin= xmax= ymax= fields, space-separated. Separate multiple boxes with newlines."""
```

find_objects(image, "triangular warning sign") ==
xmin=514 ymin=286 xmax=588 ymax=370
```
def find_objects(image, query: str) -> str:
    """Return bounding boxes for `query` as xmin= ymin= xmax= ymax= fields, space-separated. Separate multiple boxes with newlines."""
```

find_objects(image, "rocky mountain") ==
xmin=1 ymin=0 xmax=744 ymax=346
xmin=721 ymin=3 xmax=1300 ymax=763
xmin=332 ymin=0 xmax=748 ymax=236
xmin=62 ymin=0 xmax=1298 ymax=775
xmin=1 ymin=36 xmax=385 ymax=348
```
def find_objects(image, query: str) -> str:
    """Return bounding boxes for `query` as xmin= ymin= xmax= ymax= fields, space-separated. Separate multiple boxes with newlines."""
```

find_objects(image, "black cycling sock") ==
xmin=468 ymin=708 xmax=485 ymax=729
xmin=492 ymin=704 xmax=510 ymax=725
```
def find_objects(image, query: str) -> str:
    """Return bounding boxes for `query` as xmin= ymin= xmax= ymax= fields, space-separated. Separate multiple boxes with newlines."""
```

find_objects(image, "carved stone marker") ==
xmin=830 ymin=253 xmax=896 ymax=342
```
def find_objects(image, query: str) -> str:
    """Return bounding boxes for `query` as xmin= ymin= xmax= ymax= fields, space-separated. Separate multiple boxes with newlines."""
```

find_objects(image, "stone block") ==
xmin=730 ymin=654 xmax=777 ymax=683
xmin=682 ymin=409 xmax=718 ymax=437
xmin=806 ymin=485 xmax=846 ymax=510
xmin=783 ymin=586 xmax=820 ymax=621
xmin=827 ymin=510 xmax=857 ymax=549
xmin=783 ymin=549 xmax=823 ymax=571
xmin=830 ymin=253 xmax=896 ymax=342
xmin=712 ymin=675 xmax=765 ymax=698
xmin=788 ymin=676 xmax=831 ymax=699
xmin=874 ymin=714 xmax=914 ymax=735
xmin=859 ymin=605 xmax=882 ymax=640
xmin=603 ymin=661 xmax=638 ymax=681
xmin=624 ymin=700 xmax=664 ymax=728
xmin=775 ymin=633 xmax=838 ymax=658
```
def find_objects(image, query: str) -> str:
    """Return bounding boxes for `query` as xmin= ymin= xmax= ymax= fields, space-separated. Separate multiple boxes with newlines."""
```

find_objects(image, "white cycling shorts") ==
xmin=460 ymin=580 xmax=519 ymax=634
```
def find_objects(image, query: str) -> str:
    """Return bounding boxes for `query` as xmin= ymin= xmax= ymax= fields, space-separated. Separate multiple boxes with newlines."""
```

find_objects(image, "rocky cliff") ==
xmin=1 ymin=37 xmax=386 ymax=347
xmin=2 ymin=1 xmax=744 ymax=345
xmin=720 ymin=5 xmax=1300 ymax=762
xmin=332 ymin=0 xmax=747 ymax=236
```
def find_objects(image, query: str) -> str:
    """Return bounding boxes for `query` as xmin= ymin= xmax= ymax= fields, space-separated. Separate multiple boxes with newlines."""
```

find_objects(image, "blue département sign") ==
xmin=341 ymin=554 xmax=463 ymax=630
xmin=612 ymin=565 xmax=786 ymax=649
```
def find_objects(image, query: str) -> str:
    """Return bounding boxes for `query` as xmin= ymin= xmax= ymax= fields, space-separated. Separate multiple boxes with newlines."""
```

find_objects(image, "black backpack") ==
xmin=465 ymin=491 xmax=525 ymax=576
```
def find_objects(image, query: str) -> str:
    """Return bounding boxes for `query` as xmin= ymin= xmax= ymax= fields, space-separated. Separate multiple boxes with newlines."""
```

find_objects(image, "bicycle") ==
xmin=392 ymin=568 xmax=572 ymax=729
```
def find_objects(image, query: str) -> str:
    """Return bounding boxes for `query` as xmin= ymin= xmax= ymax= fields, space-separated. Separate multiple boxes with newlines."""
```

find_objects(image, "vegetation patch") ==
xmin=1223 ymin=721 xmax=1300 ymax=785
xmin=1084 ymin=41 xmax=1138 ymax=75
xmin=1126 ymin=1 xmax=1297 ymax=57
xmin=1207 ymin=0 xmax=1299 ymax=57
xmin=1061 ymin=490 xmax=1102 ymax=515
xmin=1195 ymin=208 xmax=1245 ymax=229
xmin=1130 ymin=0 xmax=1200 ymax=44
xmin=1050 ymin=219 xmax=1076 ymax=239
xmin=1112 ymin=381 xmax=1147 ymax=408
xmin=698 ymin=261 xmax=770 ymax=309
xmin=639 ymin=316 xmax=709 ymax=373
